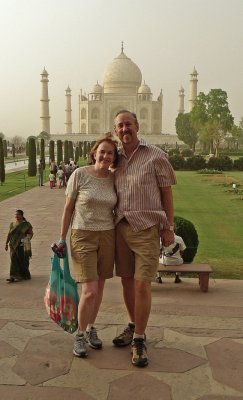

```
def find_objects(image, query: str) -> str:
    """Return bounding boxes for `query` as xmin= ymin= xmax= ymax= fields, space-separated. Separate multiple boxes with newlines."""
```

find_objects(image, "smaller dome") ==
xmin=138 ymin=81 xmax=151 ymax=94
xmin=191 ymin=66 xmax=198 ymax=75
xmin=91 ymin=81 xmax=103 ymax=94
xmin=41 ymin=67 xmax=48 ymax=75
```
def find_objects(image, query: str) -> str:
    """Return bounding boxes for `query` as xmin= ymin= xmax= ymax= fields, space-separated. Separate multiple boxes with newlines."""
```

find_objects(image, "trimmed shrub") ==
xmin=37 ymin=141 xmax=40 ymax=156
xmin=3 ymin=140 xmax=7 ymax=157
xmin=233 ymin=157 xmax=243 ymax=171
xmin=169 ymin=154 xmax=185 ymax=170
xmin=75 ymin=146 xmax=79 ymax=163
xmin=168 ymin=148 xmax=180 ymax=156
xmin=28 ymin=138 xmax=37 ymax=176
xmin=64 ymin=140 xmax=69 ymax=164
xmin=83 ymin=141 xmax=88 ymax=158
xmin=181 ymin=148 xmax=193 ymax=157
xmin=40 ymin=138 xmax=45 ymax=170
xmin=79 ymin=141 xmax=83 ymax=158
xmin=207 ymin=155 xmax=233 ymax=171
xmin=174 ymin=216 xmax=199 ymax=263
xmin=57 ymin=140 xmax=63 ymax=166
xmin=68 ymin=141 xmax=74 ymax=160
xmin=198 ymin=168 xmax=222 ymax=175
xmin=186 ymin=155 xmax=206 ymax=170
xmin=49 ymin=140 xmax=55 ymax=162
xmin=0 ymin=138 xmax=5 ymax=183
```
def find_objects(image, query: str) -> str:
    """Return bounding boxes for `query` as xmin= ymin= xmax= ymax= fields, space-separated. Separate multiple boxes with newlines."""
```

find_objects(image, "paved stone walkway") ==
xmin=0 ymin=184 xmax=243 ymax=400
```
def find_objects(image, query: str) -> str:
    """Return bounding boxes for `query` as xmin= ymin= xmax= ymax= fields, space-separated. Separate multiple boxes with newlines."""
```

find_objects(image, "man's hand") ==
xmin=160 ymin=229 xmax=175 ymax=247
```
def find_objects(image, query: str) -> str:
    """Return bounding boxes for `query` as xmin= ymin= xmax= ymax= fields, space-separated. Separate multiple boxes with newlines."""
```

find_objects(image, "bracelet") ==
xmin=58 ymin=239 xmax=66 ymax=244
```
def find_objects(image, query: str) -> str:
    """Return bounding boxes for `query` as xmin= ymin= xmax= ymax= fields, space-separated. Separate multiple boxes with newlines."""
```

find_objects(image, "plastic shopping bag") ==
xmin=44 ymin=251 xmax=79 ymax=333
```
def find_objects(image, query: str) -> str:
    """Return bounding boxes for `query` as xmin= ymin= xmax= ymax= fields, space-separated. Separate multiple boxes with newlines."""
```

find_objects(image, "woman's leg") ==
xmin=78 ymin=280 xmax=103 ymax=331
xmin=88 ymin=278 xmax=105 ymax=325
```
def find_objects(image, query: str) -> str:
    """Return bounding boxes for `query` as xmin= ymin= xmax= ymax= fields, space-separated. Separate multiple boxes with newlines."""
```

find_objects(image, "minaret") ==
xmin=178 ymin=86 xmax=185 ymax=113
xmin=65 ymin=86 xmax=72 ymax=134
xmin=188 ymin=67 xmax=198 ymax=112
xmin=40 ymin=67 xmax=50 ymax=134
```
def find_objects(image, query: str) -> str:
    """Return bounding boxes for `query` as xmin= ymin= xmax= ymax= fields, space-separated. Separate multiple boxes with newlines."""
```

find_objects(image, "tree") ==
xmin=75 ymin=146 xmax=79 ymax=163
xmin=57 ymin=140 xmax=63 ymax=165
xmin=11 ymin=135 xmax=25 ymax=152
xmin=64 ymin=140 xmax=69 ymax=164
xmin=3 ymin=140 xmax=7 ymax=157
xmin=191 ymin=89 xmax=234 ymax=156
xmin=12 ymin=144 xmax=16 ymax=158
xmin=68 ymin=141 xmax=74 ymax=160
xmin=28 ymin=138 xmax=37 ymax=176
xmin=49 ymin=140 xmax=55 ymax=162
xmin=40 ymin=138 xmax=45 ymax=170
xmin=0 ymin=132 xmax=4 ymax=139
xmin=37 ymin=140 xmax=40 ymax=155
xmin=225 ymin=124 xmax=243 ymax=150
xmin=83 ymin=141 xmax=88 ymax=159
xmin=175 ymin=113 xmax=198 ymax=152
xmin=0 ymin=138 xmax=5 ymax=183
xmin=79 ymin=141 xmax=83 ymax=158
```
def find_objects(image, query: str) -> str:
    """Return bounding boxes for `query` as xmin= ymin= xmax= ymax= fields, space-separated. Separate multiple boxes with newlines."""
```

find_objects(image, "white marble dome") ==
xmin=91 ymin=81 xmax=103 ymax=93
xmin=138 ymin=81 xmax=151 ymax=94
xmin=103 ymin=50 xmax=142 ymax=94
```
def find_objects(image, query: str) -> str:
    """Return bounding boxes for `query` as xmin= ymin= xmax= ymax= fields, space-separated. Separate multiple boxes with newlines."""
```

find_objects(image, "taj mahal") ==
xmin=40 ymin=44 xmax=198 ymax=145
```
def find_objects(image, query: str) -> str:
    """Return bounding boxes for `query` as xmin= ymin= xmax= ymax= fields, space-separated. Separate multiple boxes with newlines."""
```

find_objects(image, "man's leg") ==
xmin=134 ymin=279 xmax=151 ymax=335
xmin=130 ymin=279 xmax=151 ymax=367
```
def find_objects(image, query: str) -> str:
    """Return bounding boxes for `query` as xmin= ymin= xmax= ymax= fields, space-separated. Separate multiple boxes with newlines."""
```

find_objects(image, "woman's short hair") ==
xmin=89 ymin=133 xmax=119 ymax=167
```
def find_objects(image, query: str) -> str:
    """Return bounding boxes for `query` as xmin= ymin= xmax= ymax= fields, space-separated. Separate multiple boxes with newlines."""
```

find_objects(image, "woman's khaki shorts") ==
xmin=70 ymin=229 xmax=115 ymax=283
xmin=115 ymin=221 xmax=160 ymax=282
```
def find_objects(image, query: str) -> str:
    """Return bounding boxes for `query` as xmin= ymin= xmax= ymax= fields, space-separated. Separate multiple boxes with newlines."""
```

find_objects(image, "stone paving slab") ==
xmin=0 ymin=184 xmax=243 ymax=399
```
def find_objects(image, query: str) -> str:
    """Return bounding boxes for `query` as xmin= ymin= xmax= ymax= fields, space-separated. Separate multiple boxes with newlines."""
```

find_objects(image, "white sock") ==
xmin=133 ymin=333 xmax=145 ymax=339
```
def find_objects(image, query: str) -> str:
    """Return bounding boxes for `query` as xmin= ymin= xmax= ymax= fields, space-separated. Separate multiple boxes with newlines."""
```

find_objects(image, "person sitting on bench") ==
xmin=157 ymin=234 xmax=186 ymax=284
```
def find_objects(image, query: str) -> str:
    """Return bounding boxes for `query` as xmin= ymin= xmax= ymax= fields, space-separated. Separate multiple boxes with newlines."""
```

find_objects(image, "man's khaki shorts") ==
xmin=115 ymin=221 xmax=160 ymax=281
xmin=70 ymin=229 xmax=115 ymax=283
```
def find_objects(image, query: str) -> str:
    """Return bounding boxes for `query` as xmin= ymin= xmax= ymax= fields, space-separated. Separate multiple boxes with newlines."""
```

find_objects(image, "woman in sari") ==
xmin=5 ymin=210 xmax=33 ymax=282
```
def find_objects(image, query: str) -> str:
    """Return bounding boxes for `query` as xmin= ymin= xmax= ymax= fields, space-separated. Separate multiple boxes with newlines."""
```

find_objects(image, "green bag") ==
xmin=44 ymin=251 xmax=79 ymax=333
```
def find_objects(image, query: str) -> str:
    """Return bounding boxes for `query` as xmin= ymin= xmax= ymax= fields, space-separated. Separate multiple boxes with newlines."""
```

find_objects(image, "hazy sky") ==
xmin=1 ymin=0 xmax=243 ymax=138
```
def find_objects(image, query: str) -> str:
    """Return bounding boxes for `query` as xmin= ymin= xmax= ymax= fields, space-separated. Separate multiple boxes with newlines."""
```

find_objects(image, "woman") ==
xmin=58 ymin=134 xmax=118 ymax=358
xmin=5 ymin=210 xmax=33 ymax=282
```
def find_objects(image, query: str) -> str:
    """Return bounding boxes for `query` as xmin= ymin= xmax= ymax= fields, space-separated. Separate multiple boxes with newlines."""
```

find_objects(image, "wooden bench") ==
xmin=157 ymin=263 xmax=213 ymax=292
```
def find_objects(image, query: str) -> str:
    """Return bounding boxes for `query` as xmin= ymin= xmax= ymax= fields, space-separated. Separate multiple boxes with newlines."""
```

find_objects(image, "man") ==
xmin=113 ymin=110 xmax=176 ymax=367
xmin=38 ymin=158 xmax=44 ymax=186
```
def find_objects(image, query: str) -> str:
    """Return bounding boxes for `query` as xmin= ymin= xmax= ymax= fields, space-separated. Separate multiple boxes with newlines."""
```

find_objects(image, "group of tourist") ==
xmin=49 ymin=160 xmax=78 ymax=189
xmin=38 ymin=159 xmax=78 ymax=189
xmin=5 ymin=110 xmax=177 ymax=368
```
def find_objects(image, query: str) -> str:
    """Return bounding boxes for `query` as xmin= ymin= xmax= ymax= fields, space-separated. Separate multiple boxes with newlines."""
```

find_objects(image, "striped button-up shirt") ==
xmin=114 ymin=139 xmax=176 ymax=232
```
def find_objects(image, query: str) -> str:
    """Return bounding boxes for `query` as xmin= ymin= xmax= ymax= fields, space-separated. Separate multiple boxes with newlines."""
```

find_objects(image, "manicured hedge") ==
xmin=174 ymin=215 xmax=199 ymax=263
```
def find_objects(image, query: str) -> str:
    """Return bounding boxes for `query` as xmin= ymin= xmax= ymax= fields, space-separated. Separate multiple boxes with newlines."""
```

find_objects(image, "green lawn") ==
xmin=173 ymin=171 xmax=243 ymax=279
xmin=0 ymin=158 xmax=88 ymax=202
xmin=0 ymin=170 xmax=48 ymax=201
